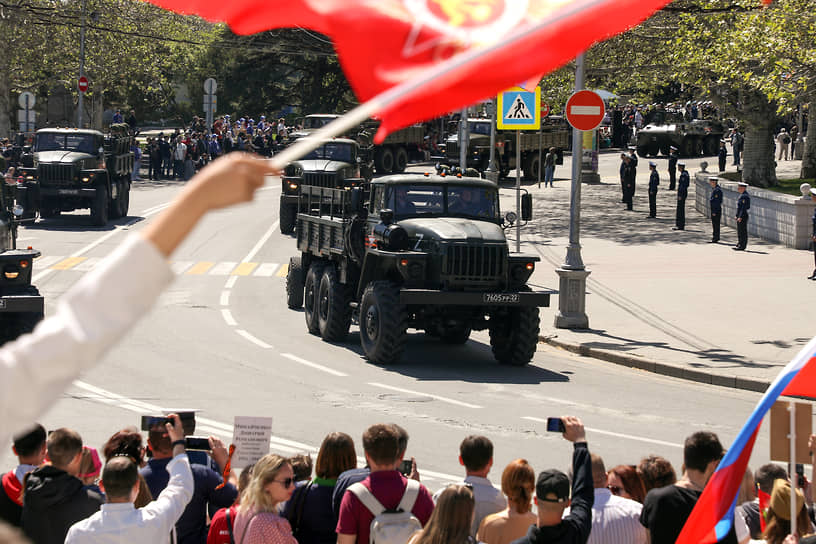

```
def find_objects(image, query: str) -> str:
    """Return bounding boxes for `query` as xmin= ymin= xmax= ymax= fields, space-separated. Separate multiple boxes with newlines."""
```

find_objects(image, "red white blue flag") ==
xmin=676 ymin=336 xmax=816 ymax=544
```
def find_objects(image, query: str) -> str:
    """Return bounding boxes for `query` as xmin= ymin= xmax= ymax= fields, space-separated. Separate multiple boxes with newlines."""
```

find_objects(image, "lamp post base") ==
xmin=554 ymin=268 xmax=591 ymax=329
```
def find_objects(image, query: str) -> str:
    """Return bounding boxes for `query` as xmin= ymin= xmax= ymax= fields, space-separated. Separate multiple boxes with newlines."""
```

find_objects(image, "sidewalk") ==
xmin=514 ymin=155 xmax=816 ymax=393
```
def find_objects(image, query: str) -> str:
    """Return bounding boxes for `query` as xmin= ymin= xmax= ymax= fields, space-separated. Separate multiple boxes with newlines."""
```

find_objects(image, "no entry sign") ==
xmin=565 ymin=90 xmax=605 ymax=131
xmin=540 ymin=100 xmax=550 ymax=117
xmin=78 ymin=76 xmax=89 ymax=93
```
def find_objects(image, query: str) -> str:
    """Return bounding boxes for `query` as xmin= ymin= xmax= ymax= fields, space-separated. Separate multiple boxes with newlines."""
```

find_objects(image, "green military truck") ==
xmin=285 ymin=174 xmax=553 ymax=366
xmin=445 ymin=117 xmax=570 ymax=180
xmin=17 ymin=124 xmax=134 ymax=226
xmin=0 ymin=180 xmax=43 ymax=345
xmin=636 ymin=113 xmax=726 ymax=157
xmin=288 ymin=114 xmax=426 ymax=174
xmin=279 ymin=138 xmax=371 ymax=234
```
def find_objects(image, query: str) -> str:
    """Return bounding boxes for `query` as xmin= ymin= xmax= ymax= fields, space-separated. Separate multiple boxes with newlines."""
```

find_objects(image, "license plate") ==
xmin=58 ymin=189 xmax=79 ymax=195
xmin=483 ymin=293 xmax=519 ymax=304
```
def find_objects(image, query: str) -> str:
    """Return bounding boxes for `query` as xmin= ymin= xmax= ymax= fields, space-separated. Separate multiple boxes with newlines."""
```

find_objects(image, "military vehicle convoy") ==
xmin=285 ymin=174 xmax=553 ymax=366
xmin=0 ymin=180 xmax=43 ymax=345
xmin=445 ymin=117 xmax=570 ymax=180
xmin=288 ymin=114 xmax=426 ymax=174
xmin=636 ymin=114 xmax=726 ymax=157
xmin=17 ymin=124 xmax=134 ymax=226
xmin=279 ymin=138 xmax=372 ymax=234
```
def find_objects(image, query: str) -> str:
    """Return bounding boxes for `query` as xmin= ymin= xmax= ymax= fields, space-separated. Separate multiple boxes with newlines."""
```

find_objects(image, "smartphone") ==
xmin=140 ymin=415 xmax=171 ymax=431
xmin=185 ymin=436 xmax=211 ymax=451
xmin=399 ymin=459 xmax=413 ymax=476
xmin=546 ymin=417 xmax=566 ymax=433
xmin=796 ymin=463 xmax=805 ymax=487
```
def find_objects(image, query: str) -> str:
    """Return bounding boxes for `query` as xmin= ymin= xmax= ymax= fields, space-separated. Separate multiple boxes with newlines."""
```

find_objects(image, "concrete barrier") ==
xmin=694 ymin=171 xmax=815 ymax=249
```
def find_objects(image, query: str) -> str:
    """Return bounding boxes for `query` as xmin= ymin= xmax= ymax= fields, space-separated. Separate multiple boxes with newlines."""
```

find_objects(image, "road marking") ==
xmin=140 ymin=203 xmax=172 ymax=215
xmin=186 ymin=261 xmax=215 ymax=275
xmin=368 ymin=382 xmax=482 ymax=409
xmin=225 ymin=276 xmax=238 ymax=289
xmin=232 ymin=262 xmax=258 ymax=276
xmin=236 ymin=329 xmax=273 ymax=349
xmin=221 ymin=309 xmax=237 ymax=326
xmin=73 ymin=257 xmax=101 ymax=272
xmin=281 ymin=353 xmax=348 ymax=377
xmin=242 ymin=221 xmax=280 ymax=263
xmin=35 ymin=255 xmax=63 ymax=268
xmin=253 ymin=263 xmax=280 ymax=277
xmin=170 ymin=261 xmax=195 ymax=275
xmin=220 ymin=291 xmax=230 ymax=307
xmin=276 ymin=263 xmax=289 ymax=277
xmin=521 ymin=417 xmax=682 ymax=448
xmin=51 ymin=256 xmax=86 ymax=270
xmin=209 ymin=262 xmax=237 ymax=275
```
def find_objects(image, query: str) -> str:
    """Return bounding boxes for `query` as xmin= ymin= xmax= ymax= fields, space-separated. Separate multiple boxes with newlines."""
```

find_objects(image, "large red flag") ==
xmin=146 ymin=0 xmax=671 ymax=141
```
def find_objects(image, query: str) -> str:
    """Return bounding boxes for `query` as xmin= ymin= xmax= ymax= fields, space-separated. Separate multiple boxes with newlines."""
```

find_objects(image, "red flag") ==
xmin=758 ymin=488 xmax=770 ymax=532
xmin=145 ymin=0 xmax=671 ymax=141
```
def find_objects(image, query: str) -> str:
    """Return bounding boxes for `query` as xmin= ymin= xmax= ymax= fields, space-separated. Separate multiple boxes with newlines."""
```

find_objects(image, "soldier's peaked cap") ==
xmin=738 ymin=182 xmax=749 ymax=187
xmin=649 ymin=161 xmax=656 ymax=167
xmin=678 ymin=162 xmax=686 ymax=167
xmin=670 ymin=146 xmax=677 ymax=151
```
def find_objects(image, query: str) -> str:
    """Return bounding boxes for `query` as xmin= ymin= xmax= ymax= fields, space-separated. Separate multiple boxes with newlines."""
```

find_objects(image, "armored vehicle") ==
xmin=285 ymin=174 xmax=553 ymax=366
xmin=288 ymin=114 xmax=425 ymax=174
xmin=636 ymin=113 xmax=726 ymax=157
xmin=445 ymin=117 xmax=570 ymax=180
xmin=279 ymin=138 xmax=371 ymax=234
xmin=17 ymin=124 xmax=134 ymax=226
xmin=0 ymin=180 xmax=44 ymax=345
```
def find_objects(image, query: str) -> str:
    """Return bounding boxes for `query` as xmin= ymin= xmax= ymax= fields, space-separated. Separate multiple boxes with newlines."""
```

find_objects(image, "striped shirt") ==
xmin=586 ymin=488 xmax=647 ymax=544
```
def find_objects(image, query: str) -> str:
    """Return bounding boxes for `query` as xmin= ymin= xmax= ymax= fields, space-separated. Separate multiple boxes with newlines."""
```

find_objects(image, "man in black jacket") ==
xmin=21 ymin=428 xmax=103 ymax=544
xmin=0 ymin=424 xmax=47 ymax=527
xmin=511 ymin=416 xmax=593 ymax=544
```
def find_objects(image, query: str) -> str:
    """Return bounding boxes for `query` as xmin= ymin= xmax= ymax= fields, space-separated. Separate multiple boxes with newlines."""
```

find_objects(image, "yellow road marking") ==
xmin=186 ymin=261 xmax=215 ymax=275
xmin=276 ymin=263 xmax=289 ymax=277
xmin=231 ymin=262 xmax=258 ymax=276
xmin=51 ymin=257 xmax=87 ymax=270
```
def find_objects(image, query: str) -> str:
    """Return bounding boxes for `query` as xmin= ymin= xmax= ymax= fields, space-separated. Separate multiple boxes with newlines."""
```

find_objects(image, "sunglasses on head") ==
xmin=608 ymin=485 xmax=624 ymax=496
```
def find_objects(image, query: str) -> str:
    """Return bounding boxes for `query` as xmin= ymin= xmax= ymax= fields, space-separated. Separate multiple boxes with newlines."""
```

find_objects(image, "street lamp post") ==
xmin=77 ymin=0 xmax=87 ymax=128
xmin=554 ymin=53 xmax=590 ymax=329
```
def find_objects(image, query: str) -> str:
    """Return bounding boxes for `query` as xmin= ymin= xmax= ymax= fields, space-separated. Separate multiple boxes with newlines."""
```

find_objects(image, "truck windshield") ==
xmin=35 ymin=134 xmax=97 ymax=154
xmin=390 ymin=184 xmax=499 ymax=220
xmin=303 ymin=117 xmax=335 ymax=129
xmin=303 ymin=143 xmax=355 ymax=163
xmin=468 ymin=122 xmax=492 ymax=135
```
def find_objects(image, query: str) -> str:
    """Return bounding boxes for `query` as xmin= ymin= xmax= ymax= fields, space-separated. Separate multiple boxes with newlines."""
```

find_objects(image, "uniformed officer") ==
xmin=808 ymin=187 xmax=816 ymax=279
xmin=673 ymin=162 xmax=689 ymax=230
xmin=708 ymin=176 xmax=723 ymax=243
xmin=668 ymin=145 xmax=678 ymax=190
xmin=647 ymin=161 xmax=659 ymax=218
xmin=619 ymin=153 xmax=628 ymax=202
xmin=718 ymin=140 xmax=727 ymax=172
xmin=622 ymin=155 xmax=635 ymax=211
xmin=734 ymin=181 xmax=751 ymax=251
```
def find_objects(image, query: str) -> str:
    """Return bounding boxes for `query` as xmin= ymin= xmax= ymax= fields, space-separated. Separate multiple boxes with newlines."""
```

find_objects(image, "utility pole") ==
xmin=77 ymin=0 xmax=87 ymax=128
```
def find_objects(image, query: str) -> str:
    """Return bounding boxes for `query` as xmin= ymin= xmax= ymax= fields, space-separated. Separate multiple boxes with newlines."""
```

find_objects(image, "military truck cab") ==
xmin=17 ymin=125 xmax=134 ymax=226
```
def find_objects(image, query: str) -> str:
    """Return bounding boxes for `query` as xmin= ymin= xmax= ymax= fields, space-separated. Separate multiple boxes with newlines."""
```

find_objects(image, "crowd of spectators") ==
xmin=4 ymin=413 xmax=816 ymax=544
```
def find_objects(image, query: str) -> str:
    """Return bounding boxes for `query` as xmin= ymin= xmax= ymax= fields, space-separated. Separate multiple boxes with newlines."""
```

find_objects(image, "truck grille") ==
xmin=442 ymin=244 xmax=506 ymax=287
xmin=303 ymin=172 xmax=338 ymax=188
xmin=38 ymin=163 xmax=76 ymax=186
xmin=445 ymin=142 xmax=458 ymax=158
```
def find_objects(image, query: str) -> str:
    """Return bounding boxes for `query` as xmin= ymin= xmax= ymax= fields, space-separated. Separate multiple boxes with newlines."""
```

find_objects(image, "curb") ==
xmin=539 ymin=335 xmax=770 ymax=394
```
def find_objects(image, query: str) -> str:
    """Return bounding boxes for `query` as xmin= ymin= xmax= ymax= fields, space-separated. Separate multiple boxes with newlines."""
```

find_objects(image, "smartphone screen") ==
xmin=399 ymin=459 xmax=413 ymax=476
xmin=546 ymin=417 xmax=565 ymax=433
xmin=185 ymin=436 xmax=210 ymax=450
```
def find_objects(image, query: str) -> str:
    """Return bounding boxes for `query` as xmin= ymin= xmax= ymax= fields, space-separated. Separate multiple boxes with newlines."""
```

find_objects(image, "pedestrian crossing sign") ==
xmin=497 ymin=86 xmax=540 ymax=130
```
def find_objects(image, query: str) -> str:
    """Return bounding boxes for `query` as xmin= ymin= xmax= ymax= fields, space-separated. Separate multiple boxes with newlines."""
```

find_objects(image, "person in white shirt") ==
xmin=0 ymin=153 xmax=276 ymax=451
xmin=586 ymin=454 xmax=646 ymax=544
xmin=65 ymin=414 xmax=193 ymax=543
xmin=173 ymin=138 xmax=187 ymax=180
xmin=434 ymin=435 xmax=506 ymax=537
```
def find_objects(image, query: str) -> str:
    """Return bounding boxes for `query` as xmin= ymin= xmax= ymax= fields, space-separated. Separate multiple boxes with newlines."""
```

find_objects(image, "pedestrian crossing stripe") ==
xmin=497 ymin=85 xmax=541 ymax=130
xmin=35 ymin=256 xmax=287 ymax=278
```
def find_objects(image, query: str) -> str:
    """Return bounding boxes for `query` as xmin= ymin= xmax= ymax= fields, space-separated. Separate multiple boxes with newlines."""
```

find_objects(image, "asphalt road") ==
xmin=2 ymin=158 xmax=774 ymax=492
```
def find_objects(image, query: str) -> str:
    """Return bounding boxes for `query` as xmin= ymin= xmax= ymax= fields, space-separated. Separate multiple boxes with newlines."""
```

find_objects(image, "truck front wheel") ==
xmin=359 ymin=281 xmax=408 ymax=364
xmin=286 ymin=256 xmax=305 ymax=309
xmin=280 ymin=202 xmax=297 ymax=234
xmin=90 ymin=185 xmax=109 ymax=226
xmin=118 ymin=179 xmax=130 ymax=218
xmin=304 ymin=262 xmax=325 ymax=334
xmin=489 ymin=306 xmax=540 ymax=366
xmin=317 ymin=266 xmax=352 ymax=342
xmin=394 ymin=147 xmax=409 ymax=173
xmin=374 ymin=148 xmax=394 ymax=174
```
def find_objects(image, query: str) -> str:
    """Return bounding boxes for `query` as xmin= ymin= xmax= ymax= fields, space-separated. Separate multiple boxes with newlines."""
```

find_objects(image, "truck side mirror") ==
xmin=380 ymin=209 xmax=395 ymax=225
xmin=521 ymin=193 xmax=533 ymax=221
xmin=350 ymin=187 xmax=363 ymax=212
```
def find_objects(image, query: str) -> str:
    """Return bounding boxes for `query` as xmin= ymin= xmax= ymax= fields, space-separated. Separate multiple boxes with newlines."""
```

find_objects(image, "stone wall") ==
xmin=694 ymin=171 xmax=815 ymax=249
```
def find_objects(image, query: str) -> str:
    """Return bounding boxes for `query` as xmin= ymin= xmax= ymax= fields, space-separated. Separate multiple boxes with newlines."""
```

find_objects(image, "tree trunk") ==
xmin=801 ymin=101 xmax=816 ymax=179
xmin=0 ymin=76 xmax=10 ymax=138
xmin=742 ymin=122 xmax=777 ymax=187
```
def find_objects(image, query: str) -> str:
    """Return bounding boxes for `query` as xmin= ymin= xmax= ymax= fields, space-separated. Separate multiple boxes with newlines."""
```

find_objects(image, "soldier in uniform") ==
xmin=619 ymin=153 xmax=628 ymax=202
xmin=708 ymin=176 xmax=723 ymax=243
xmin=673 ymin=162 xmax=689 ymax=230
xmin=808 ymin=188 xmax=816 ymax=279
xmin=622 ymin=155 xmax=635 ymax=211
xmin=718 ymin=140 xmax=728 ymax=172
xmin=647 ymin=161 xmax=659 ymax=218
xmin=734 ymin=182 xmax=750 ymax=251
xmin=668 ymin=145 xmax=678 ymax=190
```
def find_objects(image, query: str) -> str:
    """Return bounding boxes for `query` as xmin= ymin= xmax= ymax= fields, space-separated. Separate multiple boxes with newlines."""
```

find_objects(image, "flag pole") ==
xmin=790 ymin=400 xmax=797 ymax=536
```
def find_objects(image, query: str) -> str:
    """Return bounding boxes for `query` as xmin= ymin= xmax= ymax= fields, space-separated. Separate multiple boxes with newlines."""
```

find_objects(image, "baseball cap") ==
xmin=536 ymin=469 xmax=570 ymax=503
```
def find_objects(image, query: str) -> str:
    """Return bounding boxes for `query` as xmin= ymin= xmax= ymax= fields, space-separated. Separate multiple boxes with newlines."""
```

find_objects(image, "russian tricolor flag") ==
xmin=677 ymin=336 xmax=816 ymax=544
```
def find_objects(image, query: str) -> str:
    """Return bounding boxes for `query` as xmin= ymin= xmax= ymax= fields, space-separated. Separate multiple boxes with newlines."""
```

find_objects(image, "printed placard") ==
xmin=232 ymin=416 xmax=273 ymax=468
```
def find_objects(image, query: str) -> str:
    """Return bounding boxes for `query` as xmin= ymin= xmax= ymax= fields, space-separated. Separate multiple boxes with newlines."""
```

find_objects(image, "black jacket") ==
xmin=21 ymin=465 xmax=103 ymax=544
xmin=510 ymin=443 xmax=593 ymax=544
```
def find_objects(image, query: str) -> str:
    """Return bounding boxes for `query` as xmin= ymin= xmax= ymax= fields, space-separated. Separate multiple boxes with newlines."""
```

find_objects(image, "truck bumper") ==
xmin=0 ymin=295 xmax=44 ymax=313
xmin=281 ymin=194 xmax=299 ymax=205
xmin=399 ymin=289 xmax=555 ymax=307
xmin=39 ymin=187 xmax=97 ymax=198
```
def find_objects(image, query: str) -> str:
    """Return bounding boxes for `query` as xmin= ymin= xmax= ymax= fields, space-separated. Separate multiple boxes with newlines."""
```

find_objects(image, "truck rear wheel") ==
xmin=118 ymin=180 xmax=130 ymax=218
xmin=489 ymin=305 xmax=540 ymax=366
xmin=374 ymin=148 xmax=394 ymax=174
xmin=304 ymin=262 xmax=325 ymax=334
xmin=90 ymin=184 xmax=109 ymax=226
xmin=394 ymin=147 xmax=409 ymax=173
xmin=359 ymin=281 xmax=408 ymax=365
xmin=280 ymin=203 xmax=297 ymax=234
xmin=523 ymin=156 xmax=540 ymax=181
xmin=286 ymin=256 xmax=305 ymax=309
xmin=317 ymin=266 xmax=352 ymax=342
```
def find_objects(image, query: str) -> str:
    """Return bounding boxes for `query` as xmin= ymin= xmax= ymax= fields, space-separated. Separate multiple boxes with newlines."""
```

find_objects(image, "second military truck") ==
xmin=17 ymin=125 xmax=134 ymax=226
xmin=285 ymin=174 xmax=553 ymax=366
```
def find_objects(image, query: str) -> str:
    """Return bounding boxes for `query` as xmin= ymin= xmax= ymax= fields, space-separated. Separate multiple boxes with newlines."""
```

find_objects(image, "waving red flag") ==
xmin=146 ymin=0 xmax=671 ymax=141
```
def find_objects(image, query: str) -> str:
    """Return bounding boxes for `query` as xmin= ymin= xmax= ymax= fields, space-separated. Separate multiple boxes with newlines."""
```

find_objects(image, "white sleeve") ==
xmin=0 ymin=235 xmax=174 ymax=447
xmin=142 ymin=454 xmax=194 ymax=532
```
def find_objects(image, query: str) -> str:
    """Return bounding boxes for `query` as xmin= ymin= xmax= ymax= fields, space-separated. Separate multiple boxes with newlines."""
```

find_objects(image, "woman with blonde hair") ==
xmin=232 ymin=454 xmax=298 ymax=544
xmin=409 ymin=484 xmax=475 ymax=544
xmin=477 ymin=459 xmax=537 ymax=544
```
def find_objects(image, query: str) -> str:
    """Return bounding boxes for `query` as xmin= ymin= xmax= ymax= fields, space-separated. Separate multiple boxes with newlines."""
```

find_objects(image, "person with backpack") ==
xmin=336 ymin=424 xmax=434 ymax=544
xmin=231 ymin=454 xmax=297 ymax=544
xmin=207 ymin=464 xmax=254 ymax=544
xmin=408 ymin=485 xmax=475 ymax=544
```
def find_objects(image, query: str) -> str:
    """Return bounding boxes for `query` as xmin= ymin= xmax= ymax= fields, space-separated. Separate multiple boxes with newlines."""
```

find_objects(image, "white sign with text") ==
xmin=232 ymin=416 xmax=273 ymax=468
